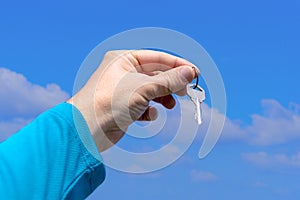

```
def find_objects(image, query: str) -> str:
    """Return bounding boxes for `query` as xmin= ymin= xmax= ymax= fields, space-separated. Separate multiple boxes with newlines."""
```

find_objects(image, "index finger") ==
xmin=131 ymin=50 xmax=199 ymax=74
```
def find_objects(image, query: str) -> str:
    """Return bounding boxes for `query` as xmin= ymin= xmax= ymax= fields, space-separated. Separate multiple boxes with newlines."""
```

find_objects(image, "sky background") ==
xmin=1 ymin=0 xmax=300 ymax=199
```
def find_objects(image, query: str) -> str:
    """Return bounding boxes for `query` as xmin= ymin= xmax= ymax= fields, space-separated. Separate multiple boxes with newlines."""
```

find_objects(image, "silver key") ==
xmin=187 ymin=84 xmax=206 ymax=125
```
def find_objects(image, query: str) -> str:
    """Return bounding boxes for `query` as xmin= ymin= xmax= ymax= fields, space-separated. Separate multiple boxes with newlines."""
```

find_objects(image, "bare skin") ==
xmin=68 ymin=50 xmax=199 ymax=152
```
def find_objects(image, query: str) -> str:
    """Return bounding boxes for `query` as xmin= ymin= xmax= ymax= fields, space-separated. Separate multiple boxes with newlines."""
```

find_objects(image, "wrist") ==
xmin=67 ymin=96 xmax=123 ymax=152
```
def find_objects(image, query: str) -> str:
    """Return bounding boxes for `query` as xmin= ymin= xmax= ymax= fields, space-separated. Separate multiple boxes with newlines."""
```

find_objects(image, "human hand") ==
xmin=68 ymin=50 xmax=199 ymax=152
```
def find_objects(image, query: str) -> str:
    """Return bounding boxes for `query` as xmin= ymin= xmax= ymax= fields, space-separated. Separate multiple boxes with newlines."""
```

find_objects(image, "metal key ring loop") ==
xmin=192 ymin=67 xmax=199 ymax=89
xmin=189 ymin=84 xmax=204 ymax=92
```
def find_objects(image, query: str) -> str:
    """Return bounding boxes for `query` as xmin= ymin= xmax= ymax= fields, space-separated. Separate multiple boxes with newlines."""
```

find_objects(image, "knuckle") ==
xmin=104 ymin=50 xmax=113 ymax=56
xmin=155 ymin=73 xmax=173 ymax=92
xmin=140 ymin=84 xmax=156 ymax=101
xmin=104 ymin=50 xmax=117 ymax=57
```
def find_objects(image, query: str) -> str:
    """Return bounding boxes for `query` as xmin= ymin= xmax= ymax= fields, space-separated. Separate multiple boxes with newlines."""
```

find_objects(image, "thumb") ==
xmin=145 ymin=65 xmax=196 ymax=99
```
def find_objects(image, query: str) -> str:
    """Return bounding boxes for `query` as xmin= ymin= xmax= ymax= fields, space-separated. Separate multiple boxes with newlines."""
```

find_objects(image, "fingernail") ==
xmin=179 ymin=67 xmax=194 ymax=82
xmin=193 ymin=66 xmax=200 ymax=75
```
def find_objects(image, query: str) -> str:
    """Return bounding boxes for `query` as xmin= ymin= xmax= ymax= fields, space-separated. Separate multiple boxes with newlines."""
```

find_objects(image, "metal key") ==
xmin=187 ymin=84 xmax=206 ymax=125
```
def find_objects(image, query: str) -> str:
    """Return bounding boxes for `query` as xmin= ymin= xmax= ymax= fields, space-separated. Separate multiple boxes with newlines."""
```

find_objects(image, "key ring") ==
xmin=192 ymin=67 xmax=199 ymax=90
xmin=189 ymin=84 xmax=204 ymax=92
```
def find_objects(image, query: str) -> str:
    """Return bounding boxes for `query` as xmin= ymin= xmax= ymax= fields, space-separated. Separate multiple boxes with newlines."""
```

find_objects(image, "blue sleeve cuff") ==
xmin=49 ymin=103 xmax=106 ymax=199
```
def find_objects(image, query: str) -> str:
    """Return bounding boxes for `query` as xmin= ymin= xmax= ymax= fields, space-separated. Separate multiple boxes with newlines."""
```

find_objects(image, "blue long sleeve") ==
xmin=0 ymin=103 xmax=105 ymax=199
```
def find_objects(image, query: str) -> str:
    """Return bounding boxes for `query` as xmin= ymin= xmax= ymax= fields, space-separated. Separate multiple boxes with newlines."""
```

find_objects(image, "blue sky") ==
xmin=1 ymin=0 xmax=300 ymax=199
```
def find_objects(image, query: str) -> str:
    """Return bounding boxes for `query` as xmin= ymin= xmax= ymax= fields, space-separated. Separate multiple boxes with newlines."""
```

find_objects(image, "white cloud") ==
xmin=0 ymin=67 xmax=69 ymax=119
xmin=0 ymin=118 xmax=32 ymax=141
xmin=201 ymin=103 xmax=248 ymax=142
xmin=242 ymin=151 xmax=300 ymax=168
xmin=244 ymin=99 xmax=300 ymax=145
xmin=0 ymin=67 xmax=69 ymax=141
xmin=190 ymin=169 xmax=218 ymax=182
xmin=163 ymin=98 xmax=300 ymax=147
xmin=217 ymin=99 xmax=300 ymax=146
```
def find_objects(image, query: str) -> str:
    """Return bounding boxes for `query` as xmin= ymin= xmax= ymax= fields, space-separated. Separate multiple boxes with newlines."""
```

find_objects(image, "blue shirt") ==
xmin=0 ymin=103 xmax=106 ymax=199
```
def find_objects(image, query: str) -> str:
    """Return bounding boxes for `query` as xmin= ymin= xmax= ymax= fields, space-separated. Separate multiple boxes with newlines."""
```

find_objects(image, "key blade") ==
xmin=196 ymin=99 xmax=202 ymax=125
